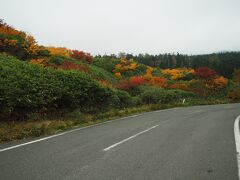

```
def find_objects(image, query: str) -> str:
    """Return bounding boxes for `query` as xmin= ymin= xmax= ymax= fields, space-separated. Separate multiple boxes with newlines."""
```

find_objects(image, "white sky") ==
xmin=1 ymin=0 xmax=240 ymax=55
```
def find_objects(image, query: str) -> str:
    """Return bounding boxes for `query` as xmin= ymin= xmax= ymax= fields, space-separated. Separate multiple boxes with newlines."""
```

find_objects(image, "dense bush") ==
xmin=93 ymin=57 xmax=120 ymax=72
xmin=139 ymin=86 xmax=196 ymax=104
xmin=228 ymin=90 xmax=240 ymax=101
xmin=112 ymin=90 xmax=133 ymax=108
xmin=48 ymin=55 xmax=67 ymax=65
xmin=226 ymin=81 xmax=240 ymax=101
xmin=89 ymin=65 xmax=117 ymax=84
xmin=0 ymin=54 xmax=115 ymax=120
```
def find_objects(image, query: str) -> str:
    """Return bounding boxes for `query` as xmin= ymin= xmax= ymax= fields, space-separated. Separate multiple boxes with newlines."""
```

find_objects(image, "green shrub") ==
xmin=120 ymin=64 xmax=147 ymax=78
xmin=92 ymin=57 xmax=120 ymax=72
xmin=132 ymin=96 xmax=141 ymax=106
xmin=0 ymin=54 xmax=115 ymax=120
xmin=89 ymin=65 xmax=117 ymax=84
xmin=113 ymin=90 xmax=133 ymax=108
xmin=48 ymin=55 xmax=67 ymax=65
xmin=139 ymin=86 xmax=196 ymax=104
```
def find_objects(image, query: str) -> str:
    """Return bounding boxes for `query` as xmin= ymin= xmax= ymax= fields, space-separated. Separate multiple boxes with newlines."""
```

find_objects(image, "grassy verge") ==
xmin=0 ymin=98 xmax=234 ymax=143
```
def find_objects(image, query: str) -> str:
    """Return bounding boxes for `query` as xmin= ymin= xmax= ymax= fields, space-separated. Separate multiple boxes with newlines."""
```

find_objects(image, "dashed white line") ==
xmin=187 ymin=110 xmax=202 ymax=115
xmin=0 ymin=114 xmax=140 ymax=153
xmin=103 ymin=124 xmax=160 ymax=151
xmin=234 ymin=115 xmax=240 ymax=180
xmin=0 ymin=107 xmax=181 ymax=153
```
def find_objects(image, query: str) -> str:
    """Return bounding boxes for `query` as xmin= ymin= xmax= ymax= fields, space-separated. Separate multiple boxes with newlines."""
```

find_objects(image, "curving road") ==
xmin=0 ymin=103 xmax=240 ymax=180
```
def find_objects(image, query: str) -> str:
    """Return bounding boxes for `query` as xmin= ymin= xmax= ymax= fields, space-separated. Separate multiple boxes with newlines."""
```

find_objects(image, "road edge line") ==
xmin=234 ymin=115 xmax=240 ymax=180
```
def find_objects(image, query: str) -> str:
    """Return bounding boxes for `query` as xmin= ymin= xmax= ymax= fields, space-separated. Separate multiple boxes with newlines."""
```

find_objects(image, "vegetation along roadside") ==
xmin=0 ymin=19 xmax=240 ymax=143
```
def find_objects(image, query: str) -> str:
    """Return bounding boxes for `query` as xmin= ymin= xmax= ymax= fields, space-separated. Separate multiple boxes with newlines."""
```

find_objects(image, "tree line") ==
xmin=97 ymin=51 xmax=240 ymax=78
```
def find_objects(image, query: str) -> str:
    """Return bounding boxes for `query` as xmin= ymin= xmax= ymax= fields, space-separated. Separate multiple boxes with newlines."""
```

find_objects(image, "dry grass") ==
xmin=0 ymin=98 xmax=233 ymax=143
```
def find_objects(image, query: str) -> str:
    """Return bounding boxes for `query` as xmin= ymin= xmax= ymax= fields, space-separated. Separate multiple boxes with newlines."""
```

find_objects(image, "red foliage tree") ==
xmin=129 ymin=76 xmax=146 ymax=86
xmin=71 ymin=50 xmax=93 ymax=64
xmin=117 ymin=76 xmax=146 ymax=91
xmin=194 ymin=67 xmax=216 ymax=80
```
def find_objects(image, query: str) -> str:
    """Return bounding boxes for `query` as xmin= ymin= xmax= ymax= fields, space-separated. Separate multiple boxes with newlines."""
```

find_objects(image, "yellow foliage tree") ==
xmin=46 ymin=47 xmax=71 ymax=57
xmin=144 ymin=66 xmax=153 ymax=79
xmin=161 ymin=68 xmax=194 ymax=80
xmin=114 ymin=58 xmax=139 ymax=73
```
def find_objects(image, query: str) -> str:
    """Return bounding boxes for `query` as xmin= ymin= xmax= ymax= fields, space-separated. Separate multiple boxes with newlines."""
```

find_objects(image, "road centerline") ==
xmin=103 ymin=124 xmax=160 ymax=151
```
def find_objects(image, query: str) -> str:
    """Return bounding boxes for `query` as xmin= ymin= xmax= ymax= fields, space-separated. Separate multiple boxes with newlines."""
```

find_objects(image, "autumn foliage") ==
xmin=169 ymin=83 xmax=189 ymax=91
xmin=149 ymin=77 xmax=168 ymax=88
xmin=59 ymin=61 xmax=90 ymax=72
xmin=162 ymin=68 xmax=194 ymax=80
xmin=144 ymin=66 xmax=153 ymax=79
xmin=71 ymin=50 xmax=93 ymax=63
xmin=46 ymin=47 xmax=71 ymax=57
xmin=212 ymin=76 xmax=228 ymax=89
xmin=114 ymin=58 xmax=139 ymax=73
xmin=129 ymin=76 xmax=146 ymax=86
xmin=2 ymin=19 xmax=240 ymax=125
xmin=0 ymin=20 xmax=47 ymax=59
xmin=194 ymin=67 xmax=216 ymax=80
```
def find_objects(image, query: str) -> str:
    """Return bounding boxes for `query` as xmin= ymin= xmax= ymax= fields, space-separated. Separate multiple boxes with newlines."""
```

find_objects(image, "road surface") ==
xmin=0 ymin=104 xmax=240 ymax=180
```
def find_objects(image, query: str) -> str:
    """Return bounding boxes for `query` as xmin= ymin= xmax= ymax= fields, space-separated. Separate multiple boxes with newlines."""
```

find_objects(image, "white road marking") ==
xmin=154 ymin=107 xmax=179 ymax=113
xmin=0 ymin=114 xmax=140 ymax=153
xmin=103 ymin=124 xmax=160 ymax=151
xmin=234 ymin=115 xmax=240 ymax=180
xmin=187 ymin=110 xmax=202 ymax=115
xmin=0 ymin=107 xmax=181 ymax=153
xmin=0 ymin=133 xmax=66 ymax=152
xmin=127 ymin=115 xmax=139 ymax=118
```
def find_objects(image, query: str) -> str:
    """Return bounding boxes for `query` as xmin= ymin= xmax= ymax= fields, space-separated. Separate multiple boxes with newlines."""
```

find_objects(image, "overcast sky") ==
xmin=1 ymin=0 xmax=240 ymax=55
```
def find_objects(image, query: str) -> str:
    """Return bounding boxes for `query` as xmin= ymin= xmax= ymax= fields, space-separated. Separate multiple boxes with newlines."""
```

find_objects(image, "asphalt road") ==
xmin=0 ymin=104 xmax=240 ymax=180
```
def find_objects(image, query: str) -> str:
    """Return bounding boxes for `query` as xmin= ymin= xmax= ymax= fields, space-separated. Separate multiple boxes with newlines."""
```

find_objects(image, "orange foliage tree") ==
xmin=212 ymin=76 xmax=228 ymax=89
xmin=149 ymin=77 xmax=168 ymax=88
xmin=0 ymin=20 xmax=47 ymax=59
xmin=161 ymin=68 xmax=194 ymax=80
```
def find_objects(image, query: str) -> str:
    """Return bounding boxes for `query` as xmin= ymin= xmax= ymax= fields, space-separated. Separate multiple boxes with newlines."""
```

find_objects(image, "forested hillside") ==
xmin=0 ymin=19 xmax=240 ymax=126
xmin=99 ymin=52 xmax=240 ymax=78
